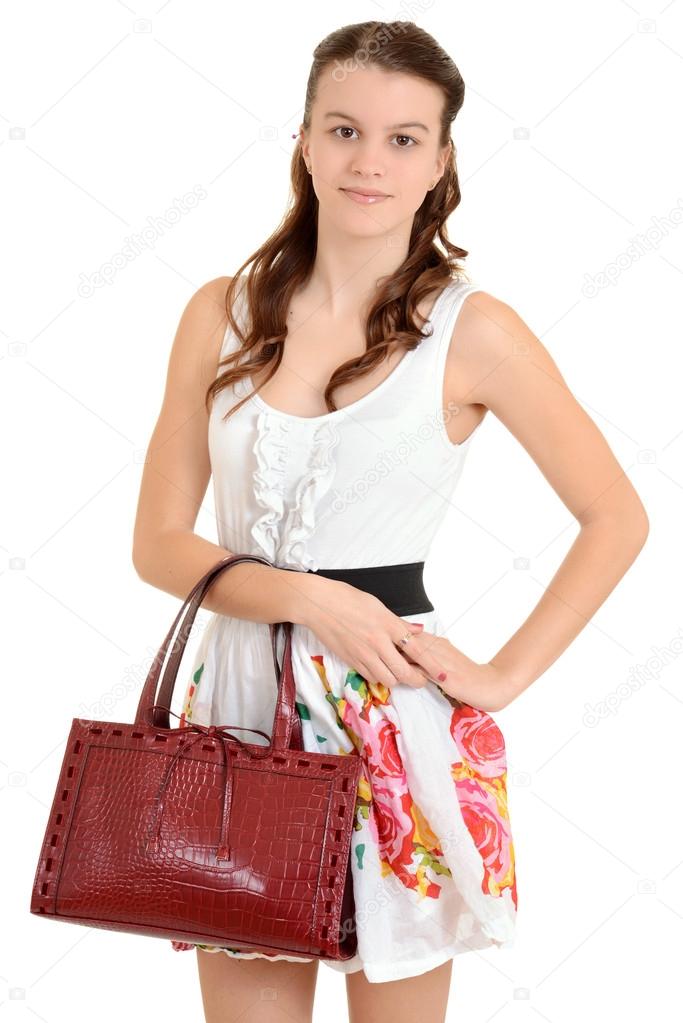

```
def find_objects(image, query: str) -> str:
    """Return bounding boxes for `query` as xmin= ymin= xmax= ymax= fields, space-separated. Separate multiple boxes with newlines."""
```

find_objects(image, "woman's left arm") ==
xmin=440 ymin=291 xmax=650 ymax=712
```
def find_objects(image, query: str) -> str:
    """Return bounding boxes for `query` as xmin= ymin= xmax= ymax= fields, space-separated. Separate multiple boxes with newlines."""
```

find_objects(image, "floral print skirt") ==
xmin=169 ymin=609 xmax=517 ymax=984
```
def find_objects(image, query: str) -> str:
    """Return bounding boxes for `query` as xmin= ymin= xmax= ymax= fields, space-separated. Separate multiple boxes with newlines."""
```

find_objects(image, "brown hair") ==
xmin=206 ymin=19 xmax=470 ymax=422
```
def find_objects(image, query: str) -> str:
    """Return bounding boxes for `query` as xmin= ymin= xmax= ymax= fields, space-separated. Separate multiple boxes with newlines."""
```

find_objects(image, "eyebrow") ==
xmin=323 ymin=111 xmax=430 ymax=133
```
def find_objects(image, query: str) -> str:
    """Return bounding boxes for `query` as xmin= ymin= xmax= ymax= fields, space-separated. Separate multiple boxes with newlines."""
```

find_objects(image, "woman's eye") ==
xmin=331 ymin=126 xmax=418 ymax=147
xmin=333 ymin=126 xmax=358 ymax=140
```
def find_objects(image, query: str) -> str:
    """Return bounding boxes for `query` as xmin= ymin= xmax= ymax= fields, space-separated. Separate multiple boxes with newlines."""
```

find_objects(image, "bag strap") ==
xmin=155 ymin=555 xmax=282 ymax=713
xmin=134 ymin=555 xmax=302 ymax=751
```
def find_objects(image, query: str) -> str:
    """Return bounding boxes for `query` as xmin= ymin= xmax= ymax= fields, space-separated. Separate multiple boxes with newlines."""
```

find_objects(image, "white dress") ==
xmin=170 ymin=276 xmax=517 ymax=983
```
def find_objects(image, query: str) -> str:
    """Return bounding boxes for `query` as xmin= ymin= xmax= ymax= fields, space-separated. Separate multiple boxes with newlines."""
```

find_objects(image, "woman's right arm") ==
xmin=131 ymin=274 xmax=315 ymax=625
xmin=131 ymin=275 xmax=448 ymax=688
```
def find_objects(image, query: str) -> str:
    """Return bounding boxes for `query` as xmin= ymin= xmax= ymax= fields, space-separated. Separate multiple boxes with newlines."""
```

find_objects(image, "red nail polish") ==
xmin=438 ymin=672 xmax=447 ymax=682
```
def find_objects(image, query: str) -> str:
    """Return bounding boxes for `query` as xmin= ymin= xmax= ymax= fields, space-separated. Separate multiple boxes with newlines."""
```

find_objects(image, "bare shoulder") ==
xmin=132 ymin=274 xmax=234 ymax=569
xmin=446 ymin=290 xmax=524 ymax=394
xmin=172 ymin=275 xmax=234 ymax=391
xmin=181 ymin=274 xmax=233 ymax=349
xmin=459 ymin=286 xmax=574 ymax=391
xmin=447 ymin=288 xmax=648 ymax=527
xmin=441 ymin=289 xmax=513 ymax=436
xmin=446 ymin=288 xmax=563 ymax=409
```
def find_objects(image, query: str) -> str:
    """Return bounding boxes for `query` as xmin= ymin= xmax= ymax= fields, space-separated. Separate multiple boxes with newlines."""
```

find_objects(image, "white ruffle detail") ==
xmin=278 ymin=421 xmax=341 ymax=570
xmin=250 ymin=410 xmax=340 ymax=571
xmin=250 ymin=410 xmax=291 ymax=564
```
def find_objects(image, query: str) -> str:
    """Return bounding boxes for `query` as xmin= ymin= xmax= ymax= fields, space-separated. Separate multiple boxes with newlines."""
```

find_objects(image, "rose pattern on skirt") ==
xmin=310 ymin=655 xmax=452 ymax=899
xmin=448 ymin=704 xmax=517 ymax=908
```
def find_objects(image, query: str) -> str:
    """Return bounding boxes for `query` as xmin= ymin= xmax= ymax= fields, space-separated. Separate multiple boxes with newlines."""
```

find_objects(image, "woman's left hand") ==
xmin=400 ymin=626 xmax=510 ymax=713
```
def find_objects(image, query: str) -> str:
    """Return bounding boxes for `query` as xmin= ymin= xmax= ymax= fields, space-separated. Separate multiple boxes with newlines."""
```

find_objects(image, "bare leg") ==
xmin=196 ymin=948 xmax=319 ymax=1023
xmin=345 ymin=959 xmax=453 ymax=1023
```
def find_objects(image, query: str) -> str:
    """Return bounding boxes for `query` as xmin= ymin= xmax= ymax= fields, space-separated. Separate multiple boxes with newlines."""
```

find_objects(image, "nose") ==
xmin=349 ymin=142 xmax=387 ymax=181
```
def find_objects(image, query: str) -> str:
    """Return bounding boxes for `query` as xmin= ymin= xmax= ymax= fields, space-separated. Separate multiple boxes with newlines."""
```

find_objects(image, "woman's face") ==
xmin=300 ymin=65 xmax=451 ymax=238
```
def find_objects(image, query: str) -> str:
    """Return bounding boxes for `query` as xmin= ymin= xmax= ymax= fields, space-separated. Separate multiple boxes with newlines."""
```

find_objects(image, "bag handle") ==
xmin=134 ymin=555 xmax=302 ymax=752
xmin=155 ymin=554 xmax=282 ymax=713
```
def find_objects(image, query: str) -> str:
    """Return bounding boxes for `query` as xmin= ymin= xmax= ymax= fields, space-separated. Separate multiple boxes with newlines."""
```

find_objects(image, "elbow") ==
xmin=638 ymin=510 xmax=650 ymax=546
xmin=132 ymin=547 xmax=147 ymax=582
xmin=616 ymin=511 xmax=650 ymax=565
xmin=612 ymin=513 xmax=650 ymax=554
xmin=132 ymin=535 xmax=153 ymax=582
xmin=582 ymin=493 xmax=650 ymax=550
xmin=627 ymin=502 xmax=650 ymax=551
xmin=132 ymin=518 xmax=160 ymax=582
xmin=635 ymin=518 xmax=650 ymax=560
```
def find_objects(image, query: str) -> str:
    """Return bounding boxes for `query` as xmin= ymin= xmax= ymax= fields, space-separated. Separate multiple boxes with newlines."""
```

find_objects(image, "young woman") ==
xmin=133 ymin=19 xmax=649 ymax=1023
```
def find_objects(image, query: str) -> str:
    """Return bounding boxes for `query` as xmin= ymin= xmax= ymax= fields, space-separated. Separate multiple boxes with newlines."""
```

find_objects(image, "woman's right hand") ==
xmin=296 ymin=574 xmax=450 ymax=691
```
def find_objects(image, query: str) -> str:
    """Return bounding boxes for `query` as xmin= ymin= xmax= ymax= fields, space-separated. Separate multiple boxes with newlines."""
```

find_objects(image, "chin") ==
xmin=331 ymin=203 xmax=396 ymax=233
xmin=338 ymin=217 xmax=395 ymax=240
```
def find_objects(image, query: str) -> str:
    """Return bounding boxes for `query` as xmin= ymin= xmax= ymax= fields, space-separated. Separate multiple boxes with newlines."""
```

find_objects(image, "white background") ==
xmin=3 ymin=1 xmax=681 ymax=1021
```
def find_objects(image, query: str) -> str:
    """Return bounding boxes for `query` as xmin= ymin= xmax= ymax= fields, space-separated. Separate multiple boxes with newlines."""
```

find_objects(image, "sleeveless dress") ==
xmin=170 ymin=276 xmax=518 ymax=983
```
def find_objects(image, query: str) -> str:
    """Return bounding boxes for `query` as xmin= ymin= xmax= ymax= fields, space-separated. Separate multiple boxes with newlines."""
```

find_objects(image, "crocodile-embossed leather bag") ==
xmin=30 ymin=554 xmax=361 ymax=961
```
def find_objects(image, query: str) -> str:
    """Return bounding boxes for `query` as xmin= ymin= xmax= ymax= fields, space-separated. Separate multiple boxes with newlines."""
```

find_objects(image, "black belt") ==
xmin=302 ymin=561 xmax=433 ymax=616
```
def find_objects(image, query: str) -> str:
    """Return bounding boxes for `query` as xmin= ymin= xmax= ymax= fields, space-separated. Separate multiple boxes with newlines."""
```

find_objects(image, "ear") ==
xmin=434 ymin=139 xmax=453 ymax=181
xmin=298 ymin=125 xmax=308 ymax=160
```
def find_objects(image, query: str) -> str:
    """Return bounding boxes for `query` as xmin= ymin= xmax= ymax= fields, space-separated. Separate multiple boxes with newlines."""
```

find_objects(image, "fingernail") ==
xmin=415 ymin=623 xmax=424 ymax=630
xmin=438 ymin=672 xmax=447 ymax=682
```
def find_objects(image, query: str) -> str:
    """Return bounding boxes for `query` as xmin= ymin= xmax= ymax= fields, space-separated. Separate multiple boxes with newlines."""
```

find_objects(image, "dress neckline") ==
xmin=248 ymin=278 xmax=459 ymax=425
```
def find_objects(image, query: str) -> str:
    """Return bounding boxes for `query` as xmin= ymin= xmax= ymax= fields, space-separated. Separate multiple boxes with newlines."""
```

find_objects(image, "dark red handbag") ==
xmin=30 ymin=554 xmax=361 ymax=960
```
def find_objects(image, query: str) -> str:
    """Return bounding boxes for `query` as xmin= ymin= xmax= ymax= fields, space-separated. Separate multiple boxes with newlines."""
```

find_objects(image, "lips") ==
xmin=341 ymin=188 xmax=391 ymax=205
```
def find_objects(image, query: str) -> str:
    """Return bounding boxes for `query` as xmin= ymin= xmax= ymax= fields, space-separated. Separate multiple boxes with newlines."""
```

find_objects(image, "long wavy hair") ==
xmin=206 ymin=20 xmax=470 ymax=422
